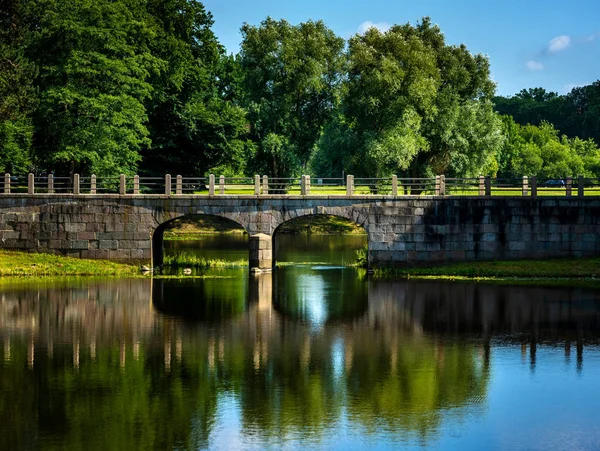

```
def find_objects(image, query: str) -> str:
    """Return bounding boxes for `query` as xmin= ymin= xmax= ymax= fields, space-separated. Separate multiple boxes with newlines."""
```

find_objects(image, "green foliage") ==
xmin=0 ymin=0 xmax=35 ymax=174
xmin=494 ymin=82 xmax=600 ymax=147
xmin=27 ymin=0 xmax=164 ymax=176
xmin=495 ymin=116 xmax=600 ymax=179
xmin=318 ymin=17 xmax=503 ymax=179
xmin=1 ymin=3 xmax=598 ymax=181
xmin=164 ymin=252 xmax=246 ymax=268
xmin=354 ymin=245 xmax=368 ymax=268
xmin=142 ymin=1 xmax=250 ymax=176
xmin=240 ymin=17 xmax=345 ymax=177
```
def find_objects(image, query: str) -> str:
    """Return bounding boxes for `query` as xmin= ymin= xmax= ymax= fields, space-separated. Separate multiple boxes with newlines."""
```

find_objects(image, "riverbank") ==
xmin=0 ymin=250 xmax=142 ymax=277
xmin=163 ymin=216 xmax=246 ymax=240
xmin=374 ymin=257 xmax=600 ymax=280
xmin=163 ymin=214 xmax=365 ymax=239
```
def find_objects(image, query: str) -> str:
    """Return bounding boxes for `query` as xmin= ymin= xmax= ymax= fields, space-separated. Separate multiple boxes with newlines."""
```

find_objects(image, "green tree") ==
xmin=495 ymin=118 xmax=598 ymax=179
xmin=26 ymin=0 xmax=164 ymax=176
xmin=322 ymin=17 xmax=503 ymax=179
xmin=141 ymin=0 xmax=250 ymax=177
xmin=240 ymin=18 xmax=345 ymax=178
xmin=0 ymin=0 xmax=35 ymax=174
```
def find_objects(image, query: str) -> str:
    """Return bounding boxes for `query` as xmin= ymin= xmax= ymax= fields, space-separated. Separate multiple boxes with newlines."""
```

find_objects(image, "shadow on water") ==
xmin=151 ymin=270 xmax=250 ymax=321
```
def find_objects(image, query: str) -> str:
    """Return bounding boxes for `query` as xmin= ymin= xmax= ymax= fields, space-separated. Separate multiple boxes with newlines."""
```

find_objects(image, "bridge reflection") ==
xmin=1 ymin=275 xmax=600 ymax=449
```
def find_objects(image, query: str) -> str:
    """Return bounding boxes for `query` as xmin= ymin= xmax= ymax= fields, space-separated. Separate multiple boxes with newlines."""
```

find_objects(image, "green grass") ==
xmin=277 ymin=215 xmax=366 ymax=235
xmin=183 ymin=186 xmax=600 ymax=197
xmin=0 ymin=250 xmax=142 ymax=277
xmin=163 ymin=252 xmax=247 ymax=268
xmin=374 ymin=257 xmax=600 ymax=279
xmin=163 ymin=215 xmax=246 ymax=240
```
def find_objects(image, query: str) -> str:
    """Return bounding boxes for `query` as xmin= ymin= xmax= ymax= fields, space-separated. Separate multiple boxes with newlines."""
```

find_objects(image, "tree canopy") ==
xmin=0 ymin=3 xmax=598 ymax=180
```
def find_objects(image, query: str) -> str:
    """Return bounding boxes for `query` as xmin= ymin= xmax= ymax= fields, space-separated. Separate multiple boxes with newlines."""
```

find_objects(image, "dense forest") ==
xmin=1 ymin=0 xmax=599 ymax=179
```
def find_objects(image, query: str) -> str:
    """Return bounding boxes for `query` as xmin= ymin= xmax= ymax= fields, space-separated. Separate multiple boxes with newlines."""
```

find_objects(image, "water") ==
xmin=1 ymin=235 xmax=600 ymax=450
xmin=164 ymin=234 xmax=366 ymax=265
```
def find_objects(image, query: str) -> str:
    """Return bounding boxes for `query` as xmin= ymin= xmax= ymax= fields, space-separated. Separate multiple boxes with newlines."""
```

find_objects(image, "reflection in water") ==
xmin=1 ymin=273 xmax=600 ymax=450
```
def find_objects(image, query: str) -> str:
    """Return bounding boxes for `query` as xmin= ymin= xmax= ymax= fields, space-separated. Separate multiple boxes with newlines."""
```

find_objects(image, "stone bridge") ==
xmin=0 ymin=194 xmax=599 ymax=269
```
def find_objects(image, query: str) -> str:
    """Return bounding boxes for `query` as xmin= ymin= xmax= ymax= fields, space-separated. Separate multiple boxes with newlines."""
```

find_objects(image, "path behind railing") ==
xmin=1 ymin=173 xmax=597 ymax=197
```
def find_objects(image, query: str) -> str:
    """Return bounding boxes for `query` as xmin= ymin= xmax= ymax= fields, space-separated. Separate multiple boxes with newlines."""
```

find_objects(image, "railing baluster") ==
xmin=219 ymin=175 xmax=225 ymax=195
xmin=73 ymin=174 xmax=80 ymax=195
xmin=28 ymin=173 xmax=34 ymax=194
xmin=119 ymin=174 xmax=126 ymax=195
xmin=165 ymin=174 xmax=171 ymax=195
xmin=3 ymin=173 xmax=9 ymax=194
xmin=522 ymin=176 xmax=528 ymax=197
xmin=578 ymin=175 xmax=584 ymax=198
xmin=209 ymin=174 xmax=215 ymax=195
xmin=566 ymin=176 xmax=572 ymax=197
xmin=254 ymin=175 xmax=260 ymax=195
xmin=48 ymin=173 xmax=54 ymax=194
xmin=176 ymin=175 xmax=182 ymax=195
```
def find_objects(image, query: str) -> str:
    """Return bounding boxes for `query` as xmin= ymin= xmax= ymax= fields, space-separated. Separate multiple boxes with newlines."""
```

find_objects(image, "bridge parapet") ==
xmin=2 ymin=173 xmax=596 ymax=198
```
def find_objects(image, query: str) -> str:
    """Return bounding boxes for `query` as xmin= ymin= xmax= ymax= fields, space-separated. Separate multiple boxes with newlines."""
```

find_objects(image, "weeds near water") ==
xmin=350 ymin=245 xmax=368 ymax=268
xmin=0 ymin=250 xmax=141 ymax=277
xmin=164 ymin=252 xmax=246 ymax=268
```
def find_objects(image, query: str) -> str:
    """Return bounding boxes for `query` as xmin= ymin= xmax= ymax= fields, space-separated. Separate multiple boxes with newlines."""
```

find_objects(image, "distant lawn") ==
xmin=277 ymin=214 xmax=366 ymax=235
xmin=163 ymin=215 xmax=246 ymax=240
xmin=375 ymin=257 xmax=600 ymax=279
xmin=0 ymin=250 xmax=141 ymax=277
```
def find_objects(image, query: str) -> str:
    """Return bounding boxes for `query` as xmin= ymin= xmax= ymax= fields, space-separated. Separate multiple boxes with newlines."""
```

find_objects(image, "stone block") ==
xmin=508 ymin=242 xmax=525 ymax=251
xmin=64 ymin=222 xmax=86 ymax=233
xmin=109 ymin=249 xmax=131 ymax=260
xmin=70 ymin=240 xmax=89 ymax=250
xmin=87 ymin=222 xmax=103 ymax=232
xmin=48 ymin=240 xmax=62 ymax=249
xmin=99 ymin=240 xmax=118 ymax=249
xmin=0 ymin=231 xmax=20 ymax=240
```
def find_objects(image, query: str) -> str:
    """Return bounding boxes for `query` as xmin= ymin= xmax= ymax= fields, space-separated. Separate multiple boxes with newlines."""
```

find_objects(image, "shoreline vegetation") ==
xmin=163 ymin=215 xmax=366 ymax=240
xmin=0 ymin=250 xmax=141 ymax=277
xmin=375 ymin=258 xmax=600 ymax=280
xmin=2 ymin=248 xmax=600 ymax=286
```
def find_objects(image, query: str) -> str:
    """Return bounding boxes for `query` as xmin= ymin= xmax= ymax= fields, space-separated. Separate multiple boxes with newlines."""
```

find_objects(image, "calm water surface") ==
xmin=2 ymin=235 xmax=600 ymax=450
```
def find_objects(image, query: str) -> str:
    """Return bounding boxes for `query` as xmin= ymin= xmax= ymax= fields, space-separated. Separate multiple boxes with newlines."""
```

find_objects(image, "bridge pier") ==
xmin=249 ymin=233 xmax=273 ymax=271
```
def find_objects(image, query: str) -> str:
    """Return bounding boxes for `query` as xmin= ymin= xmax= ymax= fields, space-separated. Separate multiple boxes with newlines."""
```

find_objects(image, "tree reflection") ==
xmin=2 ymin=275 xmax=600 ymax=449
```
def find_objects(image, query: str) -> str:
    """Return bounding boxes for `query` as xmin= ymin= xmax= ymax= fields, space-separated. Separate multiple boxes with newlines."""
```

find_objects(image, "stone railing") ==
xmin=1 ymin=173 xmax=597 ymax=197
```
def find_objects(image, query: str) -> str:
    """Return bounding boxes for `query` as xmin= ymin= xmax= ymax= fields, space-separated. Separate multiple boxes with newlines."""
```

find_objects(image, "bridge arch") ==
xmin=152 ymin=214 xmax=248 ymax=267
xmin=271 ymin=213 xmax=369 ymax=268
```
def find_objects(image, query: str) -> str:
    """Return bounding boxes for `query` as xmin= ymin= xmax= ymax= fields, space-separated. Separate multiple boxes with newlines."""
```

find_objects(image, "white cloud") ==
xmin=563 ymin=83 xmax=586 ymax=93
xmin=358 ymin=21 xmax=391 ymax=34
xmin=526 ymin=60 xmax=544 ymax=71
xmin=547 ymin=35 xmax=571 ymax=53
xmin=584 ymin=32 xmax=600 ymax=42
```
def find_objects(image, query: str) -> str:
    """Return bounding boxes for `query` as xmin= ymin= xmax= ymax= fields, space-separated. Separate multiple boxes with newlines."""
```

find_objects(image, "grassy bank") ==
xmin=374 ymin=257 xmax=600 ymax=280
xmin=164 ymin=252 xmax=246 ymax=268
xmin=0 ymin=250 xmax=142 ymax=277
xmin=164 ymin=215 xmax=246 ymax=240
xmin=163 ymin=214 xmax=365 ymax=239
xmin=276 ymin=215 xmax=366 ymax=235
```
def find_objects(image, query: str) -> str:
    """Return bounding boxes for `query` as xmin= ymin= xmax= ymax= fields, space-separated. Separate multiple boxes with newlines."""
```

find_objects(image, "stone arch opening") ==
xmin=152 ymin=214 xmax=247 ymax=267
xmin=272 ymin=214 xmax=368 ymax=268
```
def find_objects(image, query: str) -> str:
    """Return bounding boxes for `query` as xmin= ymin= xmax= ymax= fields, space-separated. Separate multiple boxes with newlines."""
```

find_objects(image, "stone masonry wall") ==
xmin=0 ymin=195 xmax=599 ymax=267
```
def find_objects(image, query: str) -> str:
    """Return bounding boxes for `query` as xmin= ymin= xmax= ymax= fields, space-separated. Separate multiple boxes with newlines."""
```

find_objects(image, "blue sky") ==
xmin=202 ymin=0 xmax=600 ymax=97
